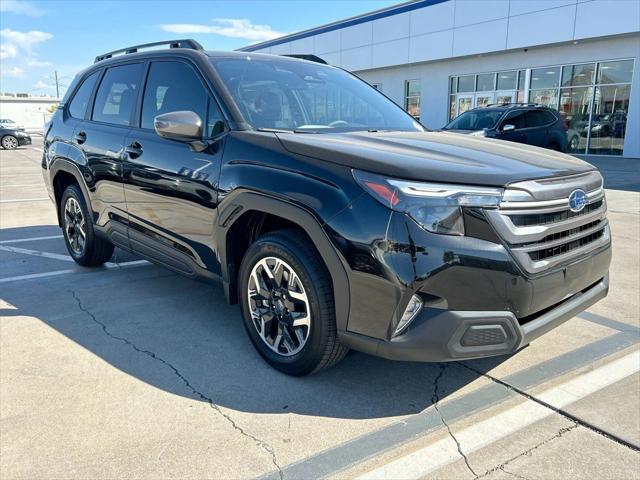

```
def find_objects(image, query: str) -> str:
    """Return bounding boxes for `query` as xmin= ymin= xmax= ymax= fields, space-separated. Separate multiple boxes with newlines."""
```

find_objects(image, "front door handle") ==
xmin=125 ymin=141 xmax=143 ymax=159
xmin=74 ymin=131 xmax=86 ymax=145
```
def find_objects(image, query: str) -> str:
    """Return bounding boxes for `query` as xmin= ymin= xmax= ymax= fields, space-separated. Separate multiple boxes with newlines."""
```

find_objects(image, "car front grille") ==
xmin=485 ymin=171 xmax=610 ymax=274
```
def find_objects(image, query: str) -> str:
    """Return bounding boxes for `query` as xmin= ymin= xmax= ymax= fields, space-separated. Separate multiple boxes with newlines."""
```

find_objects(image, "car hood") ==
xmin=275 ymin=130 xmax=595 ymax=187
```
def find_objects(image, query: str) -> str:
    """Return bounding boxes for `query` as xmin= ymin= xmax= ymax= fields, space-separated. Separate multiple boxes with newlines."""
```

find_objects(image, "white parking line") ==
xmin=0 ymin=244 xmax=73 ymax=262
xmin=0 ymin=235 xmax=63 ymax=244
xmin=0 ymin=259 xmax=151 ymax=284
xmin=1 ymin=183 xmax=45 ymax=187
xmin=357 ymin=350 xmax=640 ymax=480
xmin=0 ymin=269 xmax=77 ymax=283
xmin=0 ymin=197 xmax=50 ymax=203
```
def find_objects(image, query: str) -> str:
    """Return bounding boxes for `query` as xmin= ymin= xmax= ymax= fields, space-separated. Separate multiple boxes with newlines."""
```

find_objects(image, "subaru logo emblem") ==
xmin=568 ymin=189 xmax=588 ymax=212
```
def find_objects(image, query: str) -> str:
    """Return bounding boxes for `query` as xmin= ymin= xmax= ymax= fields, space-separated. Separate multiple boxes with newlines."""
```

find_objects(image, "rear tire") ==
xmin=60 ymin=183 xmax=114 ymax=266
xmin=1 ymin=135 xmax=18 ymax=150
xmin=238 ymin=229 xmax=348 ymax=375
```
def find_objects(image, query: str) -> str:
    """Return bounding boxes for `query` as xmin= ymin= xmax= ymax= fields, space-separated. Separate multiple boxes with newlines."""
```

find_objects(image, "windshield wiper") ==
xmin=256 ymin=127 xmax=295 ymax=134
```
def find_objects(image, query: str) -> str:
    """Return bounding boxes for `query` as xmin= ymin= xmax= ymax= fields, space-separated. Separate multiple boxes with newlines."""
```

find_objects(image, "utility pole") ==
xmin=54 ymin=70 xmax=60 ymax=98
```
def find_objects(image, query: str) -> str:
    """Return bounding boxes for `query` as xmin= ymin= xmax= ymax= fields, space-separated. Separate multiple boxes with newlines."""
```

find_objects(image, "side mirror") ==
xmin=502 ymin=124 xmax=516 ymax=132
xmin=154 ymin=111 xmax=202 ymax=141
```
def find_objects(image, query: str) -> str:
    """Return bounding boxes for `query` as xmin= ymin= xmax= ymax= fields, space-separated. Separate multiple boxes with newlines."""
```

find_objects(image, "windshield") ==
xmin=444 ymin=109 xmax=504 ymax=130
xmin=210 ymin=56 xmax=423 ymax=132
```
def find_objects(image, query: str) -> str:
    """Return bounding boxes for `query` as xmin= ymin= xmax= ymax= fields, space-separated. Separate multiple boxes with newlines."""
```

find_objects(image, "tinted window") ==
xmin=207 ymin=99 xmax=225 ymax=137
xmin=501 ymin=110 xmax=526 ymax=129
xmin=526 ymin=110 xmax=555 ymax=127
xmin=92 ymin=64 xmax=142 ymax=126
xmin=69 ymin=71 xmax=99 ymax=119
xmin=141 ymin=61 xmax=208 ymax=130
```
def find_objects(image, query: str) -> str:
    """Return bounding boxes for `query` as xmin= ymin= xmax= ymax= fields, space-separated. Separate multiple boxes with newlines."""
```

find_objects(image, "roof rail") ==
xmin=94 ymin=39 xmax=204 ymax=63
xmin=281 ymin=54 xmax=327 ymax=64
xmin=485 ymin=102 xmax=542 ymax=107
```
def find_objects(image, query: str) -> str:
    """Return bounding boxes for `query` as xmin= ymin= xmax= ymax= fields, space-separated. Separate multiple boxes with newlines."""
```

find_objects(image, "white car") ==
xmin=0 ymin=118 xmax=25 ymax=130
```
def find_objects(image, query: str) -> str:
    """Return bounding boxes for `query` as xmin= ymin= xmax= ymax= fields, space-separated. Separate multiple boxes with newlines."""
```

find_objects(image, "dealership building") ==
xmin=241 ymin=0 xmax=640 ymax=159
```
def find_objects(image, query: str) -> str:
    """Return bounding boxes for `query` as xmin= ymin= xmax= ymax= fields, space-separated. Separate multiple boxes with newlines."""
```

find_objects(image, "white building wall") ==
xmin=0 ymin=97 xmax=59 ymax=131
xmin=250 ymin=0 xmax=640 ymax=70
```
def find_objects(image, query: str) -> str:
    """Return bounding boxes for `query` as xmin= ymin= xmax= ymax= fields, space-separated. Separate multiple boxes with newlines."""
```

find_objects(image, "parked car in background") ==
xmin=0 ymin=126 xmax=32 ymax=149
xmin=0 ymin=118 xmax=25 ymax=130
xmin=443 ymin=104 xmax=568 ymax=152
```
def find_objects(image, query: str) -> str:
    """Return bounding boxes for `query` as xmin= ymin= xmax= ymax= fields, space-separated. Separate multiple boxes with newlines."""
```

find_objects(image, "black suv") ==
xmin=443 ymin=104 xmax=568 ymax=152
xmin=42 ymin=40 xmax=611 ymax=375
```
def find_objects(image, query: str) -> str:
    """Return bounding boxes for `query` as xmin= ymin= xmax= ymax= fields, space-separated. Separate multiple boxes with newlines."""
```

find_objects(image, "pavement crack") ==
xmin=458 ymin=361 xmax=640 ymax=453
xmin=475 ymin=423 xmax=579 ymax=480
xmin=432 ymin=363 xmax=478 ymax=478
xmin=71 ymin=290 xmax=284 ymax=479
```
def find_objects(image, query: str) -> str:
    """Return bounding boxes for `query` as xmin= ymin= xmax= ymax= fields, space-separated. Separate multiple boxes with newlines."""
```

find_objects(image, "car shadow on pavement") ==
xmin=1 ymin=225 xmax=509 ymax=420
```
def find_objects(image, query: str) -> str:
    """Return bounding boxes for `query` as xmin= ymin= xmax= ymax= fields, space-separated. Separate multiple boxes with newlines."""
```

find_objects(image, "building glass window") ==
xmin=597 ymin=60 xmax=634 ymax=84
xmin=446 ymin=60 xmax=633 ymax=155
xmin=405 ymin=80 xmax=421 ymax=120
xmin=559 ymin=87 xmax=593 ymax=154
xmin=457 ymin=75 xmax=475 ymax=93
xmin=561 ymin=63 xmax=595 ymax=87
xmin=588 ymin=84 xmax=631 ymax=155
xmin=476 ymin=73 xmax=496 ymax=91
xmin=449 ymin=95 xmax=456 ymax=120
xmin=497 ymin=71 xmax=517 ymax=90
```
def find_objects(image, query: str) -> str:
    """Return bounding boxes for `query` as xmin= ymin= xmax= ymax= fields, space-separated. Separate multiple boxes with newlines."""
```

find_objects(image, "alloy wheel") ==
xmin=247 ymin=256 xmax=311 ymax=356
xmin=2 ymin=136 xmax=18 ymax=149
xmin=64 ymin=197 xmax=86 ymax=255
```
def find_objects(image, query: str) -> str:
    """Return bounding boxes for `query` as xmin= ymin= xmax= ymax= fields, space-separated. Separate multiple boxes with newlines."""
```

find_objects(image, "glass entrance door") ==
xmin=475 ymin=93 xmax=495 ymax=108
xmin=456 ymin=94 xmax=473 ymax=116
xmin=496 ymin=90 xmax=516 ymax=105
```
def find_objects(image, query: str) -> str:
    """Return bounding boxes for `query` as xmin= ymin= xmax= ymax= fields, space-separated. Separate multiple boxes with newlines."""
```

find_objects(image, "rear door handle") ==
xmin=125 ymin=141 xmax=143 ymax=159
xmin=74 ymin=131 xmax=86 ymax=145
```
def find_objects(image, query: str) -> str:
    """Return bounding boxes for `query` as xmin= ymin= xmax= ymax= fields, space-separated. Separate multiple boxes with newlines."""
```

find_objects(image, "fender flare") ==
xmin=49 ymin=158 xmax=94 ymax=227
xmin=217 ymin=190 xmax=351 ymax=333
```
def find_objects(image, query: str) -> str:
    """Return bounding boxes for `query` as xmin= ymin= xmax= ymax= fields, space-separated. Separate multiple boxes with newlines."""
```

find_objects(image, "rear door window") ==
xmin=68 ymin=71 xmax=100 ymax=119
xmin=92 ymin=63 xmax=143 ymax=126
xmin=526 ymin=110 xmax=555 ymax=128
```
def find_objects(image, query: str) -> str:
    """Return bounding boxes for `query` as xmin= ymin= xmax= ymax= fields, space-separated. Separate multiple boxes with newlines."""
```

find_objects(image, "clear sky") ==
xmin=0 ymin=0 xmax=399 ymax=97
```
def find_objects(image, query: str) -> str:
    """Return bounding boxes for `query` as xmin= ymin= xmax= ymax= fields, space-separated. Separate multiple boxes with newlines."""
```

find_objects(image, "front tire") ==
xmin=1 ymin=135 xmax=19 ymax=150
xmin=239 ymin=229 xmax=348 ymax=375
xmin=60 ymin=184 xmax=114 ymax=266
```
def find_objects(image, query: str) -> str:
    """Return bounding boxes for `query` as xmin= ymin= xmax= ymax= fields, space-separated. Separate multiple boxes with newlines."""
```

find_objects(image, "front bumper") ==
xmin=339 ymin=274 xmax=608 ymax=362
xmin=17 ymin=135 xmax=32 ymax=146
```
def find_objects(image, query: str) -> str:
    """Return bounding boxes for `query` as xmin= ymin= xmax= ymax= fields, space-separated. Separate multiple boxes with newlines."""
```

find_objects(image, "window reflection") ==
xmin=559 ymin=87 xmax=592 ymax=154
xmin=597 ymin=60 xmax=634 ymax=84
xmin=446 ymin=60 xmax=633 ymax=155
xmin=588 ymin=85 xmax=630 ymax=155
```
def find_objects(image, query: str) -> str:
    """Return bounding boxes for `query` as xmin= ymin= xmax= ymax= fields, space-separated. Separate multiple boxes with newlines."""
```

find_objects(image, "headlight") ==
xmin=353 ymin=170 xmax=503 ymax=235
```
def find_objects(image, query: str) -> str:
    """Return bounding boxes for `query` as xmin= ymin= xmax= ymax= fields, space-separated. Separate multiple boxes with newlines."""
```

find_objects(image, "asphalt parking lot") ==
xmin=1 ymin=137 xmax=639 ymax=480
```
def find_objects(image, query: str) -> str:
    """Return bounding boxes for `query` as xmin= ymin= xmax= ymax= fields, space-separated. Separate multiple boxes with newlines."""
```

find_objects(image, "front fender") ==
xmin=216 ymin=190 xmax=351 ymax=333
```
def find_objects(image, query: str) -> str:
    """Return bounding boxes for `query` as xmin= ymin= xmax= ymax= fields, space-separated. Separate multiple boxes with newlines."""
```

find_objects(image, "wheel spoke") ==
xmin=292 ymin=312 xmax=310 ymax=328
xmin=247 ymin=255 xmax=311 ymax=357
